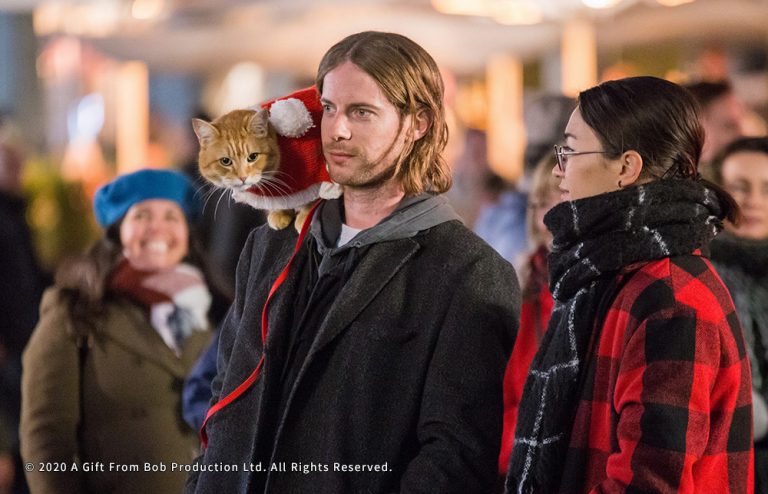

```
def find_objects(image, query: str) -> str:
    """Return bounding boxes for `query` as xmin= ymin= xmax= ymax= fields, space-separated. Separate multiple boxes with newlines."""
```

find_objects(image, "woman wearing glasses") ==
xmin=505 ymin=76 xmax=753 ymax=493
xmin=709 ymin=136 xmax=768 ymax=494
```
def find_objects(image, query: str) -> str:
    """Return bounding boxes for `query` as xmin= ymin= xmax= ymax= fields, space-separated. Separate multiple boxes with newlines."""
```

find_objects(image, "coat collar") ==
xmin=100 ymin=299 xmax=210 ymax=377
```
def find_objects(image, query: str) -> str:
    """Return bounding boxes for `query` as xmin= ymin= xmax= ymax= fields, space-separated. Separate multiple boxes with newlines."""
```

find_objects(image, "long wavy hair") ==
xmin=316 ymin=31 xmax=451 ymax=195
xmin=578 ymin=76 xmax=740 ymax=223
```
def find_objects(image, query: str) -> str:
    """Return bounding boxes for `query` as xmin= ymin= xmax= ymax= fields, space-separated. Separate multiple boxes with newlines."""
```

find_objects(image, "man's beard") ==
xmin=325 ymin=143 xmax=401 ymax=190
xmin=333 ymin=160 xmax=398 ymax=189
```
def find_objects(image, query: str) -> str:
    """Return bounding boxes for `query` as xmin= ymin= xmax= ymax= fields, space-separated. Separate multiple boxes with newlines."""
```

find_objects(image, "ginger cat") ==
xmin=193 ymin=109 xmax=300 ymax=230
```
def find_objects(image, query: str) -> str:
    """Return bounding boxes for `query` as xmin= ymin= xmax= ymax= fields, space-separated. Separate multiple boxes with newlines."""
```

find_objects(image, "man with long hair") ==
xmin=188 ymin=31 xmax=520 ymax=493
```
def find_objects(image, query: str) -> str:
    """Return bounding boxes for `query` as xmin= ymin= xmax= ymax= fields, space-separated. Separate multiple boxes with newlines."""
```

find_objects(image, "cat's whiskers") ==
xmin=256 ymin=176 xmax=291 ymax=197
xmin=212 ymin=187 xmax=230 ymax=219
xmin=196 ymin=182 xmax=224 ymax=216
xmin=259 ymin=171 xmax=292 ymax=192
xmin=251 ymin=180 xmax=281 ymax=196
xmin=265 ymin=169 xmax=294 ymax=185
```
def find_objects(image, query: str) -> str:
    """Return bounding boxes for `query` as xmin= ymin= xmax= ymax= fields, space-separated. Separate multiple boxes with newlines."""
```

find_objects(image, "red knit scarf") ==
xmin=109 ymin=259 xmax=211 ymax=354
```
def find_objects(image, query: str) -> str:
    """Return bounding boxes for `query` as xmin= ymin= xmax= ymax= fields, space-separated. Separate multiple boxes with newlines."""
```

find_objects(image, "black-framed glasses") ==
xmin=553 ymin=145 xmax=610 ymax=172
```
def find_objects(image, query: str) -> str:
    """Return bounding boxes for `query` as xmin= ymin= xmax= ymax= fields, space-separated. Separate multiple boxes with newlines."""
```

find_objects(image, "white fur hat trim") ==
xmin=268 ymin=98 xmax=314 ymax=138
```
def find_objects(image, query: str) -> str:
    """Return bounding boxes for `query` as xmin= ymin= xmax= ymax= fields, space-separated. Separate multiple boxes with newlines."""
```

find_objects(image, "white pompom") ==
xmin=319 ymin=181 xmax=343 ymax=199
xmin=268 ymin=98 xmax=314 ymax=137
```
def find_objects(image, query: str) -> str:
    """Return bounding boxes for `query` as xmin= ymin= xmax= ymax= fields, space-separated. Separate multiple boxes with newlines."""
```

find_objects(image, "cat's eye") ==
xmin=247 ymin=152 xmax=260 ymax=162
xmin=219 ymin=157 xmax=232 ymax=166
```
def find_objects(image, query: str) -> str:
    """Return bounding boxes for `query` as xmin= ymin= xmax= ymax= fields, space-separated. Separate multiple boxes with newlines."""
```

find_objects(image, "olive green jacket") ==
xmin=21 ymin=288 xmax=211 ymax=494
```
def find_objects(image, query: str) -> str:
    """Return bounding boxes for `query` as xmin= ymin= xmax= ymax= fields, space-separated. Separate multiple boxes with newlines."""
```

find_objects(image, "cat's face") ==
xmin=192 ymin=109 xmax=281 ymax=192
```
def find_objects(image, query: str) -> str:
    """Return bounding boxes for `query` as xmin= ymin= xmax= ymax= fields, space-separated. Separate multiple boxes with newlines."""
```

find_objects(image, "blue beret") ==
xmin=93 ymin=169 xmax=199 ymax=228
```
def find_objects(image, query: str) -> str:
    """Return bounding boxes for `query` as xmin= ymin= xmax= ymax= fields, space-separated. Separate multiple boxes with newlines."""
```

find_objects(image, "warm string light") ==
xmin=581 ymin=0 xmax=622 ymax=8
xmin=655 ymin=0 xmax=696 ymax=6
xmin=431 ymin=0 xmax=543 ymax=25
xmin=131 ymin=0 xmax=165 ymax=20
xmin=432 ymin=0 xmax=699 ymax=23
xmin=33 ymin=0 xmax=167 ymax=38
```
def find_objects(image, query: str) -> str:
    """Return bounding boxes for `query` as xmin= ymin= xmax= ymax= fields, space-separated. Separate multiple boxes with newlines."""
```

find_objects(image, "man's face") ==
xmin=320 ymin=61 xmax=413 ymax=190
xmin=701 ymin=93 xmax=745 ymax=163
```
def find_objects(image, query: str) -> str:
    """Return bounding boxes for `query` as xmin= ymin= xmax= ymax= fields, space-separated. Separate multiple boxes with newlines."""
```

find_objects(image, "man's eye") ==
xmin=355 ymin=109 xmax=370 ymax=117
xmin=247 ymin=153 xmax=260 ymax=163
xmin=220 ymin=157 xmax=232 ymax=166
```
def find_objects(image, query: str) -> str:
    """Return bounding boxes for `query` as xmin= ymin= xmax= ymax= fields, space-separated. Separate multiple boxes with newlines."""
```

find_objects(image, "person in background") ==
xmin=475 ymin=94 xmax=575 ymax=273
xmin=497 ymin=155 xmax=560 ymax=482
xmin=708 ymin=136 xmax=768 ymax=494
xmin=21 ymin=169 xmax=220 ymax=494
xmin=0 ymin=116 xmax=48 ymax=494
xmin=684 ymin=80 xmax=747 ymax=172
xmin=506 ymin=76 xmax=752 ymax=493
xmin=189 ymin=31 xmax=520 ymax=494
xmin=181 ymin=331 xmax=219 ymax=432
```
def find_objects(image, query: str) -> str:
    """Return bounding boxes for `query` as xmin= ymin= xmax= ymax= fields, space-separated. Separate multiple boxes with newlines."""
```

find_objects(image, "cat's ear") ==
xmin=192 ymin=119 xmax=219 ymax=147
xmin=247 ymin=110 xmax=270 ymax=138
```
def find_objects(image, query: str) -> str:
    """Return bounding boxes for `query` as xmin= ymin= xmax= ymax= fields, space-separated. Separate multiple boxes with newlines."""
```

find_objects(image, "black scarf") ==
xmin=506 ymin=179 xmax=724 ymax=493
xmin=710 ymin=232 xmax=768 ymax=397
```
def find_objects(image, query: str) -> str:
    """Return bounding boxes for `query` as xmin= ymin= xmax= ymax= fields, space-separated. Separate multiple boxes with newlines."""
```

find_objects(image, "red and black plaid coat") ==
xmin=559 ymin=253 xmax=754 ymax=493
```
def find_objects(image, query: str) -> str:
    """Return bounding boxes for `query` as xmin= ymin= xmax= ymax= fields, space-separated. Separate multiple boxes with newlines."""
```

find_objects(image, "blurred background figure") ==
xmin=497 ymin=154 xmax=559 ymax=484
xmin=181 ymin=330 xmax=219 ymax=432
xmin=0 ymin=114 xmax=49 ymax=494
xmin=709 ymin=136 xmax=768 ymax=494
xmin=474 ymin=94 xmax=574 ymax=272
xmin=684 ymin=80 xmax=747 ymax=174
xmin=20 ymin=169 xmax=222 ymax=494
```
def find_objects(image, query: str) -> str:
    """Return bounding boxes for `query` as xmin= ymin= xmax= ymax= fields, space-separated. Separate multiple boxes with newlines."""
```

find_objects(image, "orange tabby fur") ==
xmin=192 ymin=109 xmax=297 ymax=230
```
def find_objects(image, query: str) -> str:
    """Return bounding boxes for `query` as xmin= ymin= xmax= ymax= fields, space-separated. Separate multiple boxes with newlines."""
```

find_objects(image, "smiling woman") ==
xmin=20 ymin=169 xmax=223 ymax=494
xmin=119 ymin=199 xmax=190 ymax=271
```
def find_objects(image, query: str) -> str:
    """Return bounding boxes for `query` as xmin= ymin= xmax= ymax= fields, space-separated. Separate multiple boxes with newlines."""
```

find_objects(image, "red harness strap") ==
xmin=200 ymin=200 xmax=322 ymax=448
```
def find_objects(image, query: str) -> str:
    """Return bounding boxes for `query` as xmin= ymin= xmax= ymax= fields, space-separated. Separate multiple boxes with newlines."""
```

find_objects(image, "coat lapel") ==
xmin=308 ymin=237 xmax=419 ymax=359
xmin=101 ymin=300 xmax=210 ymax=378
xmin=268 ymin=238 xmax=420 ymax=469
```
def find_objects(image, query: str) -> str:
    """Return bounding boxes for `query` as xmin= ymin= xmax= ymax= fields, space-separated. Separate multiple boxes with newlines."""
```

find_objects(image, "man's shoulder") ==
xmin=245 ymin=222 xmax=300 ymax=253
xmin=416 ymin=220 xmax=516 ymax=271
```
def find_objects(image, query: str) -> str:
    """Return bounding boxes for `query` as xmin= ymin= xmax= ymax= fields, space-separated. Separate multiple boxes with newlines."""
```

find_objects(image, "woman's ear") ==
xmin=411 ymin=108 xmax=432 ymax=141
xmin=618 ymin=150 xmax=644 ymax=187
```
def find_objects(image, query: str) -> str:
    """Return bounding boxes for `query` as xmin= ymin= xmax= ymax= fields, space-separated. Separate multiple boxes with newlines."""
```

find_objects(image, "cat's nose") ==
xmin=240 ymin=177 xmax=247 ymax=183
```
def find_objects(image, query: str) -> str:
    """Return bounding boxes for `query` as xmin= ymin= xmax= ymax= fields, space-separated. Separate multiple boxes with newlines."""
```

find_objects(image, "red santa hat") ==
xmin=236 ymin=86 xmax=341 ymax=210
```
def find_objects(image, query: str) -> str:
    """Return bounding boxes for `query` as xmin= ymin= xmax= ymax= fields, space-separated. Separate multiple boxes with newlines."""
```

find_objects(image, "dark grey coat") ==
xmin=188 ymin=218 xmax=520 ymax=493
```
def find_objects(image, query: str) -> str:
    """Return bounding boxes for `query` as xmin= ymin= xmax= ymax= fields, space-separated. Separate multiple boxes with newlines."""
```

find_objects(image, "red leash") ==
xmin=200 ymin=200 xmax=322 ymax=448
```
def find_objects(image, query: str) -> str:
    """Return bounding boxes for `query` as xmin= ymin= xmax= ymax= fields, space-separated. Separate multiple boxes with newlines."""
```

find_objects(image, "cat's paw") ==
xmin=294 ymin=206 xmax=311 ymax=232
xmin=267 ymin=209 xmax=295 ymax=230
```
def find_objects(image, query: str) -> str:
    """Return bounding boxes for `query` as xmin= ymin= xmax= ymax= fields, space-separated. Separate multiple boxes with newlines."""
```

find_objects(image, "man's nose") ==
xmin=327 ymin=113 xmax=351 ymax=142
